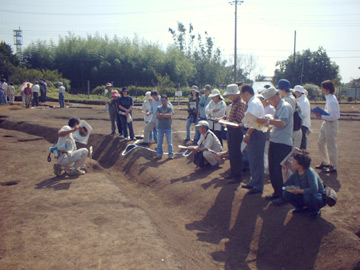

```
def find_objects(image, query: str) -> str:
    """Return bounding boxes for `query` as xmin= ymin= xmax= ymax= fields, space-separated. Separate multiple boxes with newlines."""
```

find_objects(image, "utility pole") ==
xmin=293 ymin=30 xmax=296 ymax=85
xmin=229 ymin=0 xmax=244 ymax=82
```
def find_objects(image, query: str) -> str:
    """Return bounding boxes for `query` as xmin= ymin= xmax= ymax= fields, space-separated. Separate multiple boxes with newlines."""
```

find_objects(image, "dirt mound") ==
xmin=1 ymin=103 xmax=360 ymax=270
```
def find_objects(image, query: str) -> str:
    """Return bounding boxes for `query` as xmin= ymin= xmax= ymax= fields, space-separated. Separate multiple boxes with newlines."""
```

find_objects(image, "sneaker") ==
xmin=118 ymin=134 xmax=124 ymax=138
xmin=184 ymin=138 xmax=190 ymax=142
xmin=324 ymin=166 xmax=337 ymax=174
xmin=110 ymin=132 xmax=116 ymax=135
xmin=53 ymin=164 xmax=62 ymax=176
xmin=68 ymin=168 xmax=86 ymax=176
xmin=124 ymin=137 xmax=129 ymax=141
xmin=315 ymin=163 xmax=329 ymax=170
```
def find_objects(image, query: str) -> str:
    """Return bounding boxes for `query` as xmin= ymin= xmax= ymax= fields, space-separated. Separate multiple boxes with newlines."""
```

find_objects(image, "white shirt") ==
xmin=7 ymin=85 xmax=15 ymax=95
xmin=58 ymin=86 xmax=66 ymax=94
xmin=56 ymin=126 xmax=77 ymax=152
xmin=245 ymin=95 xmax=265 ymax=118
xmin=297 ymin=94 xmax=311 ymax=128
xmin=32 ymin=84 xmax=40 ymax=93
xmin=264 ymin=104 xmax=275 ymax=116
xmin=0 ymin=82 xmax=8 ymax=92
xmin=322 ymin=94 xmax=340 ymax=121
xmin=142 ymin=100 xmax=153 ymax=122
xmin=197 ymin=130 xmax=223 ymax=153
xmin=205 ymin=100 xmax=226 ymax=131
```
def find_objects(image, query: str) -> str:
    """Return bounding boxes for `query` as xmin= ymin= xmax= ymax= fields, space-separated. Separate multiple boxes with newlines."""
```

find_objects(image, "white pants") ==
xmin=203 ymin=151 xmax=221 ymax=166
xmin=318 ymin=120 xmax=338 ymax=167
xmin=57 ymin=148 xmax=89 ymax=169
xmin=143 ymin=121 xmax=157 ymax=143
xmin=292 ymin=129 xmax=302 ymax=149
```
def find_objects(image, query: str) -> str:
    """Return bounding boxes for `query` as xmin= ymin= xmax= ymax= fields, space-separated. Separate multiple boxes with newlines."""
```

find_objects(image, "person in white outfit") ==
xmin=54 ymin=116 xmax=89 ymax=176
xmin=141 ymin=91 xmax=156 ymax=142
xmin=294 ymin=85 xmax=311 ymax=149
xmin=314 ymin=80 xmax=340 ymax=174
xmin=205 ymin=89 xmax=226 ymax=144
xmin=189 ymin=120 xmax=223 ymax=167
xmin=7 ymin=82 xmax=15 ymax=105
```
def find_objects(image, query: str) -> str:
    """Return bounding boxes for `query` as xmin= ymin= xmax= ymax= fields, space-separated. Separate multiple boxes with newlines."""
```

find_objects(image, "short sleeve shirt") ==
xmin=156 ymin=105 xmax=174 ymax=129
xmin=197 ymin=130 xmax=223 ymax=153
xmin=118 ymin=96 xmax=133 ymax=112
xmin=56 ymin=125 xmax=77 ymax=151
xmin=270 ymin=99 xmax=293 ymax=146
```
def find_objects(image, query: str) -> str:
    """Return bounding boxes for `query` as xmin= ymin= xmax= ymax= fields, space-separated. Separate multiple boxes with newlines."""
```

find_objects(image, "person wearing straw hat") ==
xmin=142 ymin=91 xmax=157 ymax=142
xmin=185 ymin=85 xmax=200 ymax=142
xmin=240 ymin=84 xmax=266 ymax=195
xmin=222 ymin=84 xmax=247 ymax=183
xmin=189 ymin=120 xmax=223 ymax=167
xmin=205 ymin=89 xmax=226 ymax=144
xmin=256 ymin=87 xmax=293 ymax=205
xmin=294 ymin=85 xmax=311 ymax=149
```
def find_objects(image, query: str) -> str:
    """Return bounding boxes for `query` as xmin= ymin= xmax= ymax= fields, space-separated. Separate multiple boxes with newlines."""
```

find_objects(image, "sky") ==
xmin=1 ymin=0 xmax=360 ymax=83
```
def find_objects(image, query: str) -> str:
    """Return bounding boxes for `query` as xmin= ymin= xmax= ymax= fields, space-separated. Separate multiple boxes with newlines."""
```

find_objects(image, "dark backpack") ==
xmin=194 ymin=152 xmax=206 ymax=167
xmin=293 ymin=101 xmax=302 ymax=131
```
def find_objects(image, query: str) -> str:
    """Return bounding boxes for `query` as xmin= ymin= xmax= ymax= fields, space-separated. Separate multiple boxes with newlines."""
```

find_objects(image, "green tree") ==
xmin=0 ymin=42 xmax=19 ymax=80
xmin=273 ymin=47 xmax=341 ymax=87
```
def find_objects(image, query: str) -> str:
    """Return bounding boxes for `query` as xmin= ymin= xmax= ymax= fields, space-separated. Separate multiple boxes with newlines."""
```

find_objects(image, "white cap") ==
xmin=195 ymin=120 xmax=210 ymax=128
xmin=294 ymin=85 xmax=305 ymax=94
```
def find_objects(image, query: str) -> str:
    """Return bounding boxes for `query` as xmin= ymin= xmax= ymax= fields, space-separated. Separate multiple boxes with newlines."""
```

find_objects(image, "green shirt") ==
xmin=156 ymin=105 xmax=174 ymax=129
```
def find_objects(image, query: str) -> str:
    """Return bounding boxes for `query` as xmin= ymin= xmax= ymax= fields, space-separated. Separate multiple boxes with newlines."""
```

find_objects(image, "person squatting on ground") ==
xmin=189 ymin=120 xmax=223 ymax=167
xmin=240 ymin=84 xmax=266 ymax=195
xmin=185 ymin=85 xmax=200 ymax=142
xmin=0 ymin=78 xmax=8 ymax=105
xmin=257 ymin=87 xmax=293 ymax=205
xmin=205 ymin=89 xmax=227 ymax=145
xmin=194 ymin=85 xmax=212 ymax=142
xmin=24 ymin=83 xmax=32 ymax=108
xmin=7 ymin=82 xmax=15 ymax=105
xmin=54 ymin=116 xmax=89 ymax=176
xmin=142 ymin=91 xmax=157 ymax=142
xmin=32 ymin=81 xmax=40 ymax=107
xmin=277 ymin=79 xmax=302 ymax=149
xmin=294 ymin=85 xmax=311 ymax=149
xmin=281 ymin=150 xmax=326 ymax=219
xmin=118 ymin=87 xmax=135 ymax=140
xmin=315 ymin=80 xmax=340 ymax=174
xmin=58 ymin=82 xmax=66 ymax=108
xmin=222 ymin=84 xmax=247 ymax=183
xmin=156 ymin=95 xmax=174 ymax=159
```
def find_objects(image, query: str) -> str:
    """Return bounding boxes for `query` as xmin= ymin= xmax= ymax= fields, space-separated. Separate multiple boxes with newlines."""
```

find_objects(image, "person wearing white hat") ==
xmin=141 ymin=91 xmax=156 ymax=142
xmin=205 ymin=89 xmax=226 ymax=144
xmin=222 ymin=84 xmax=247 ymax=183
xmin=294 ymin=85 xmax=311 ymax=149
xmin=256 ymin=87 xmax=293 ymax=204
xmin=189 ymin=120 xmax=223 ymax=167
xmin=57 ymin=82 xmax=66 ymax=108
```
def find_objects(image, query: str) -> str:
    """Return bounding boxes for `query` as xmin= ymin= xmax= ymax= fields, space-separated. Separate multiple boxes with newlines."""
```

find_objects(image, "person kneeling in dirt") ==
xmin=54 ymin=117 xmax=89 ymax=176
xmin=281 ymin=150 xmax=326 ymax=219
xmin=189 ymin=120 xmax=223 ymax=167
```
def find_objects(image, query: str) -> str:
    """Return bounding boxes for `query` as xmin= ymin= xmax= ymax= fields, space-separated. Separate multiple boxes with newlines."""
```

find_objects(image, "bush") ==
xmin=303 ymin=83 xmax=322 ymax=100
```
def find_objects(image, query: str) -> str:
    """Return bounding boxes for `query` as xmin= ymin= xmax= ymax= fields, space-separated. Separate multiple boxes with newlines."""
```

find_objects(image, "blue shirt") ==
xmin=198 ymin=94 xmax=211 ymax=119
xmin=270 ymin=99 xmax=293 ymax=146
xmin=118 ymin=96 xmax=133 ymax=112
xmin=285 ymin=167 xmax=325 ymax=195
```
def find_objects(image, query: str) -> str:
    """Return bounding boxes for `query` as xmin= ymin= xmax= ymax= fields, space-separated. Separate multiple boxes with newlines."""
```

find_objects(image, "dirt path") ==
xmin=0 ymin=102 xmax=359 ymax=270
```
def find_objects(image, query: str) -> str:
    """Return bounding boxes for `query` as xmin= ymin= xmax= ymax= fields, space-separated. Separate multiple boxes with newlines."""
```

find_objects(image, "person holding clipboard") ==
xmin=313 ymin=80 xmax=340 ymax=174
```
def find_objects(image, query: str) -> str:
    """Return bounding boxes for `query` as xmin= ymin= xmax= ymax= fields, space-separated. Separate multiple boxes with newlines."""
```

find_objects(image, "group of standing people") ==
xmin=0 ymin=78 xmax=15 ymax=105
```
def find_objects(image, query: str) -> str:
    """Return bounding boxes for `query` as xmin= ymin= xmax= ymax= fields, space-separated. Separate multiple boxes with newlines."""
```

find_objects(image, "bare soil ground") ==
xmin=0 ymin=101 xmax=359 ymax=270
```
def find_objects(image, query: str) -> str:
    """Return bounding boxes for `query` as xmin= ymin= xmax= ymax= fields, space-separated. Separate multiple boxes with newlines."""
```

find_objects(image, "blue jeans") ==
xmin=59 ymin=93 xmax=65 ymax=108
xmin=145 ymin=121 xmax=157 ymax=142
xmin=156 ymin=128 xmax=173 ymax=157
xmin=0 ymin=91 xmax=7 ymax=105
xmin=283 ymin=191 xmax=326 ymax=214
xmin=186 ymin=115 xmax=198 ymax=140
xmin=120 ymin=115 xmax=135 ymax=139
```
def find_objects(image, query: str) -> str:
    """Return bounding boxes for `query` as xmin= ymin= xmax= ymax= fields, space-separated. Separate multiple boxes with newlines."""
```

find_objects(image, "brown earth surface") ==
xmin=0 ymin=101 xmax=359 ymax=270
